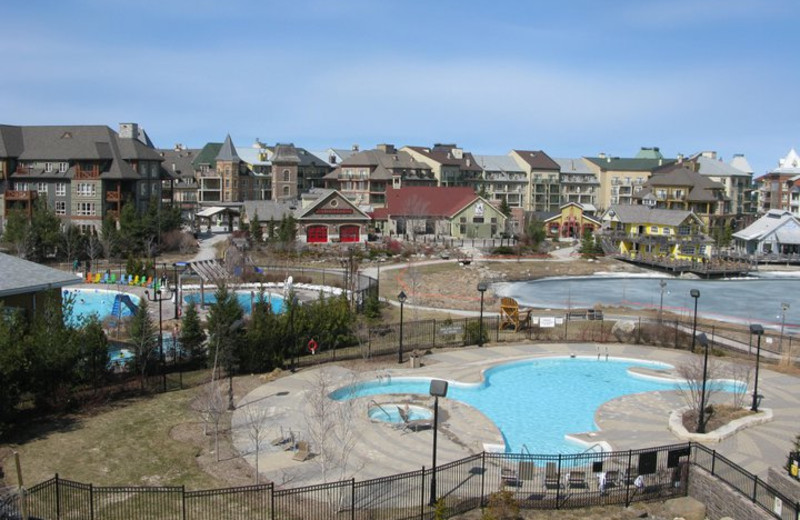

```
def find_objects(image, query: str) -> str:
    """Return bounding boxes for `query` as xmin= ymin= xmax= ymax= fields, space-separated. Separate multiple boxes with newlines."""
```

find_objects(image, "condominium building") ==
xmin=553 ymin=157 xmax=599 ymax=207
xmin=584 ymin=148 xmax=676 ymax=210
xmin=472 ymin=154 xmax=527 ymax=209
xmin=509 ymin=150 xmax=561 ymax=212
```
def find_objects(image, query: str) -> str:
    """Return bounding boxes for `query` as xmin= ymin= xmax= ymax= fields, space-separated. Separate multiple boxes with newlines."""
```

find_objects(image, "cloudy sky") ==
xmin=2 ymin=0 xmax=798 ymax=175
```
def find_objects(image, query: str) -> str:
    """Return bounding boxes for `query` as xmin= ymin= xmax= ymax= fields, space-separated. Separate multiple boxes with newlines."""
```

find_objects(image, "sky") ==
xmin=2 ymin=0 xmax=798 ymax=175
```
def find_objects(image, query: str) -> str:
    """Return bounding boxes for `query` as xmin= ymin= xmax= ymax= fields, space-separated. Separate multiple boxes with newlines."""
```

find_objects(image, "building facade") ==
xmin=509 ymin=150 xmax=561 ymax=213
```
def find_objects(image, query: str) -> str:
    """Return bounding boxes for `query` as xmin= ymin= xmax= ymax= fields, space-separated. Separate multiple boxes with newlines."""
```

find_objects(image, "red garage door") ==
xmin=307 ymin=226 xmax=328 ymax=243
xmin=340 ymin=225 xmax=360 ymax=242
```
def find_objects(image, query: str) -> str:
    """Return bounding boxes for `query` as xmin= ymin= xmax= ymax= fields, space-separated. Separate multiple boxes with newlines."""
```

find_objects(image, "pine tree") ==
xmin=206 ymin=284 xmax=244 ymax=375
xmin=251 ymin=211 xmax=263 ymax=243
xmin=130 ymin=298 xmax=157 ymax=389
xmin=180 ymin=303 xmax=207 ymax=365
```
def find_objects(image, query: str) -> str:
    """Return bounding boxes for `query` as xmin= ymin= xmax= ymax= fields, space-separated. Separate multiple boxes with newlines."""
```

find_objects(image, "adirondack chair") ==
xmin=499 ymin=297 xmax=532 ymax=332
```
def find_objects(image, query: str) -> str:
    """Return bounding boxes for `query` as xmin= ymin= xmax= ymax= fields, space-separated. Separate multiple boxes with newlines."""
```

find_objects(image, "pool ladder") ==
xmin=596 ymin=346 xmax=609 ymax=361
xmin=376 ymin=371 xmax=392 ymax=384
xmin=369 ymin=400 xmax=393 ymax=420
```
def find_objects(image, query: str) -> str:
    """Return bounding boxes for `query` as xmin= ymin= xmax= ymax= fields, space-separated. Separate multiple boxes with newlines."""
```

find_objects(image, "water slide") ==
xmin=110 ymin=294 xmax=138 ymax=317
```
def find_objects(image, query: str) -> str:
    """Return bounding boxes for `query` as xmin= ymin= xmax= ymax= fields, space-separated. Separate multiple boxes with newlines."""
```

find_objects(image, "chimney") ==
xmin=677 ymin=153 xmax=684 ymax=163
xmin=174 ymin=143 xmax=184 ymax=151
xmin=377 ymin=143 xmax=396 ymax=154
xmin=352 ymin=144 xmax=360 ymax=152
xmin=119 ymin=123 xmax=138 ymax=139
xmin=598 ymin=152 xmax=607 ymax=159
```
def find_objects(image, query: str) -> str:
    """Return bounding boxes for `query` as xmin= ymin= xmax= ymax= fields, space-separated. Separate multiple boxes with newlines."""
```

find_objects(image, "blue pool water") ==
xmin=368 ymin=404 xmax=433 ymax=424
xmin=64 ymin=288 xmax=141 ymax=326
xmin=183 ymin=291 xmax=285 ymax=314
xmin=333 ymin=357 xmax=736 ymax=454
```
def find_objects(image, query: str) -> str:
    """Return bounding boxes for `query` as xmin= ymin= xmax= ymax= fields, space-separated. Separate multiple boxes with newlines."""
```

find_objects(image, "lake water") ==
xmin=495 ymin=272 xmax=800 ymax=333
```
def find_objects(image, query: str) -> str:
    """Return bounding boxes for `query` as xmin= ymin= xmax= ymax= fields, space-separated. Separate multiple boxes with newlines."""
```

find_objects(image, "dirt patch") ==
xmin=681 ymin=404 xmax=755 ymax=433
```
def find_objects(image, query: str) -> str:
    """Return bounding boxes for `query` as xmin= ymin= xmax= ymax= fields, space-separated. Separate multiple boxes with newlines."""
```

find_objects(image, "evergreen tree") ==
xmin=499 ymin=198 xmax=511 ymax=217
xmin=251 ymin=211 xmax=263 ymax=243
xmin=0 ymin=307 xmax=27 ymax=429
xmin=129 ymin=298 xmax=157 ymax=389
xmin=580 ymin=229 xmax=596 ymax=258
xmin=242 ymin=291 xmax=281 ymax=372
xmin=206 ymin=284 xmax=244 ymax=376
xmin=180 ymin=303 xmax=207 ymax=365
xmin=3 ymin=210 xmax=30 ymax=257
xmin=78 ymin=315 xmax=110 ymax=387
xmin=523 ymin=216 xmax=546 ymax=250
xmin=27 ymin=200 xmax=62 ymax=262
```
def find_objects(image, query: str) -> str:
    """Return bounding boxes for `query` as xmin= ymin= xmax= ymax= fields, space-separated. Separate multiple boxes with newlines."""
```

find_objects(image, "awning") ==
xmin=195 ymin=206 xmax=229 ymax=218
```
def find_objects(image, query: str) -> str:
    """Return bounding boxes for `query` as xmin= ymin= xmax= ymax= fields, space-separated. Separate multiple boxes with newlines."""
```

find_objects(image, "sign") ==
xmin=316 ymin=208 xmax=354 ymax=215
xmin=539 ymin=317 xmax=556 ymax=328
xmin=475 ymin=201 xmax=484 ymax=217
xmin=439 ymin=325 xmax=462 ymax=335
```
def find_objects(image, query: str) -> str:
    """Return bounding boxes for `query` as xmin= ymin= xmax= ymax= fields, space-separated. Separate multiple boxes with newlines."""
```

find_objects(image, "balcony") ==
xmin=106 ymin=191 xmax=121 ymax=202
xmin=5 ymin=189 xmax=38 ymax=201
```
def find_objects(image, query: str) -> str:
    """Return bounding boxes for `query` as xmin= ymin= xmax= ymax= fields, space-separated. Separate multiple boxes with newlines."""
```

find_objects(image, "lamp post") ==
xmin=398 ymin=291 xmax=407 ymax=364
xmin=696 ymin=332 xmax=710 ymax=433
xmin=145 ymin=285 xmax=173 ymax=393
xmin=779 ymin=302 xmax=790 ymax=355
xmin=477 ymin=281 xmax=487 ymax=347
xmin=172 ymin=261 xmax=187 ymax=318
xmin=429 ymin=379 xmax=448 ymax=507
xmin=289 ymin=294 xmax=298 ymax=373
xmin=750 ymin=324 xmax=765 ymax=412
xmin=658 ymin=280 xmax=667 ymax=323
xmin=690 ymin=289 xmax=700 ymax=353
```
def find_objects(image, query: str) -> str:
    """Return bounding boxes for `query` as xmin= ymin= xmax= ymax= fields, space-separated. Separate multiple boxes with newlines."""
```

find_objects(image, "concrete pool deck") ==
xmin=231 ymin=342 xmax=799 ymax=487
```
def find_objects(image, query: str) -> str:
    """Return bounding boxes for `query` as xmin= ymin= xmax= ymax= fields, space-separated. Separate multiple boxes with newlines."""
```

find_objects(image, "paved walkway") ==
xmin=231 ymin=342 xmax=798 ymax=487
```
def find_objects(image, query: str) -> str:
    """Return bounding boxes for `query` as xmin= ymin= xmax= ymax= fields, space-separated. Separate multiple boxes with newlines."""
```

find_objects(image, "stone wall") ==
xmin=688 ymin=466 xmax=775 ymax=520
xmin=767 ymin=467 xmax=800 ymax=504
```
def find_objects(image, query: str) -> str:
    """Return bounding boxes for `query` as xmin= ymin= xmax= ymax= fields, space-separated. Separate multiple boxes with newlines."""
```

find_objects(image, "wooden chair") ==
xmin=292 ymin=440 xmax=310 ymax=462
xmin=499 ymin=297 xmax=531 ymax=332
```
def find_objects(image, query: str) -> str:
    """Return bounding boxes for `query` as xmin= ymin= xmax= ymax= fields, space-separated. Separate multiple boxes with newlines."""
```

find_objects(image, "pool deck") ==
xmin=231 ymin=342 xmax=800 ymax=487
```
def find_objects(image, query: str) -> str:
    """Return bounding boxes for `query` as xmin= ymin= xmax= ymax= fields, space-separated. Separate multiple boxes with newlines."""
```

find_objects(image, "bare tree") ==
xmin=85 ymin=231 xmax=104 ymax=266
xmin=240 ymin=401 xmax=272 ymax=483
xmin=304 ymin=370 xmax=362 ymax=512
xmin=676 ymin=355 xmax=724 ymax=432
xmin=195 ymin=340 xmax=227 ymax=461
xmin=728 ymin=362 xmax=753 ymax=409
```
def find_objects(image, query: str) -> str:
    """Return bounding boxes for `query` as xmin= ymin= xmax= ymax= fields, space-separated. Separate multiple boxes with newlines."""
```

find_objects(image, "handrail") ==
xmin=368 ymin=400 xmax=392 ymax=420
xmin=521 ymin=444 xmax=532 ymax=456
xmin=581 ymin=443 xmax=605 ymax=454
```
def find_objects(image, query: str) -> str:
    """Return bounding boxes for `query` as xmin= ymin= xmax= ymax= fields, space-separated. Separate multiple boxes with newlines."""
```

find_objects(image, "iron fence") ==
xmin=15 ymin=443 xmax=745 ymax=520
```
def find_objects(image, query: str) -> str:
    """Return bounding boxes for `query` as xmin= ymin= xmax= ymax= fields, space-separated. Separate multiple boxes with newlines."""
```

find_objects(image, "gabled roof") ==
xmin=602 ymin=204 xmax=700 ymax=227
xmin=404 ymin=145 xmax=482 ymax=171
xmin=637 ymin=165 xmax=728 ymax=203
xmin=635 ymin=147 xmax=664 ymax=160
xmin=215 ymin=134 xmax=240 ymax=162
xmin=192 ymin=142 xmax=223 ymax=168
xmin=158 ymin=147 xmax=201 ymax=180
xmin=585 ymin=156 xmax=675 ymax=172
xmin=732 ymin=209 xmax=800 ymax=241
xmin=242 ymin=200 xmax=297 ymax=222
xmin=473 ymin=155 xmax=524 ymax=173
xmin=272 ymin=143 xmax=301 ymax=164
xmin=693 ymin=156 xmax=752 ymax=178
xmin=296 ymin=189 xmax=371 ymax=221
xmin=511 ymin=150 xmax=560 ymax=171
xmin=384 ymin=186 xmax=477 ymax=217
xmin=729 ymin=154 xmax=753 ymax=175
xmin=543 ymin=202 xmax=602 ymax=225
xmin=0 ymin=125 xmax=24 ymax=157
xmin=774 ymin=148 xmax=800 ymax=174
xmin=553 ymin=157 xmax=595 ymax=175
xmin=0 ymin=253 xmax=81 ymax=297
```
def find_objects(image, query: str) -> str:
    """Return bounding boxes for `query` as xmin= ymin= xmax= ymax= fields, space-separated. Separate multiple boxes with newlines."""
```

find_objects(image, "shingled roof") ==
xmin=0 ymin=253 xmax=81 ymax=297
xmin=603 ymin=204 xmax=699 ymax=227
xmin=512 ymin=150 xmax=560 ymax=170
xmin=384 ymin=186 xmax=477 ymax=217
xmin=215 ymin=134 xmax=241 ymax=162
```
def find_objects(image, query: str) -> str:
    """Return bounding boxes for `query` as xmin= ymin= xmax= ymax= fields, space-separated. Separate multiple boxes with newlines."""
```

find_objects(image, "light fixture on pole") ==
xmin=696 ymin=332 xmax=710 ymax=433
xmin=145 ymin=284 xmax=174 ymax=393
xmin=750 ymin=324 xmax=765 ymax=412
xmin=690 ymin=289 xmax=700 ymax=353
xmin=779 ymin=302 xmax=790 ymax=355
xmin=398 ymin=291 xmax=407 ymax=364
xmin=477 ymin=281 xmax=488 ymax=347
xmin=658 ymin=280 xmax=667 ymax=323
xmin=429 ymin=379 xmax=448 ymax=506
xmin=172 ymin=261 xmax=187 ymax=318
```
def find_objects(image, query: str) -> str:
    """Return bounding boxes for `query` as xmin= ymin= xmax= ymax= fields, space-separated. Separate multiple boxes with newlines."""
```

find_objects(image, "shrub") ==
xmin=491 ymin=246 xmax=515 ymax=255
xmin=482 ymin=489 xmax=520 ymax=520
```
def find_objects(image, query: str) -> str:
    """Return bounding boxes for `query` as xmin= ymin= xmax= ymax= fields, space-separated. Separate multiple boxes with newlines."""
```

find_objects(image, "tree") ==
xmin=206 ymin=284 xmax=244 ymax=406
xmin=100 ymin=215 xmax=120 ymax=259
xmin=242 ymin=291 xmax=282 ymax=372
xmin=129 ymin=298 xmax=157 ymax=390
xmin=26 ymin=200 xmax=62 ymax=262
xmin=579 ymin=229 xmax=596 ymax=259
xmin=0 ymin=307 xmax=27 ymax=430
xmin=85 ymin=228 xmax=104 ymax=265
xmin=277 ymin=214 xmax=297 ymax=244
xmin=676 ymin=355 xmax=724 ymax=433
xmin=499 ymin=198 xmax=511 ymax=218
xmin=180 ymin=303 xmax=207 ymax=365
xmin=522 ymin=215 xmax=546 ymax=251
xmin=60 ymin=223 xmax=86 ymax=266
xmin=251 ymin=211 xmax=263 ymax=243
xmin=3 ymin=210 xmax=30 ymax=257
xmin=240 ymin=400 xmax=272 ymax=483
xmin=78 ymin=315 xmax=110 ymax=388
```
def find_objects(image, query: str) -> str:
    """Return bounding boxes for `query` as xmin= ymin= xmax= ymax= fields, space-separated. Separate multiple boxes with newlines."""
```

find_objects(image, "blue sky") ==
xmin=2 ymin=0 xmax=797 ymax=175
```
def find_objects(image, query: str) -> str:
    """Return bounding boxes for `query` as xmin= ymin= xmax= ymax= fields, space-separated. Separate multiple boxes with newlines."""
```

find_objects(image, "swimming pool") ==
xmin=332 ymin=357 xmax=736 ymax=454
xmin=64 ymin=288 xmax=141 ymax=326
xmin=183 ymin=291 xmax=285 ymax=314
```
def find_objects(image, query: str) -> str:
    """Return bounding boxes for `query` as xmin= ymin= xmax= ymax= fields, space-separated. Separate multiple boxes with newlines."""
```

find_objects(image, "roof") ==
xmin=732 ymin=209 xmax=800 ymax=241
xmin=192 ymin=142 xmax=223 ymax=168
xmin=634 ymin=147 xmax=664 ymax=160
xmin=511 ymin=150 xmax=560 ymax=170
xmin=0 ymin=125 xmax=24 ymax=157
xmin=158 ymin=147 xmax=201 ymax=180
xmin=729 ymin=154 xmax=753 ymax=175
xmin=335 ymin=148 xmax=433 ymax=180
xmin=272 ymin=143 xmax=301 ymax=164
xmin=585 ymin=157 xmax=676 ymax=172
xmin=774 ymin=148 xmax=800 ymax=174
xmin=404 ymin=145 xmax=483 ymax=171
xmin=196 ymin=206 xmax=230 ymax=218
xmin=242 ymin=200 xmax=297 ymax=221
xmin=693 ymin=156 xmax=751 ymax=178
xmin=296 ymin=189 xmax=371 ymax=221
xmin=553 ymin=157 xmax=595 ymax=175
xmin=473 ymin=155 xmax=524 ymax=173
xmin=602 ymin=204 xmax=698 ymax=227
xmin=0 ymin=253 xmax=82 ymax=297
xmin=215 ymin=134 xmax=240 ymax=162
xmin=637 ymin=165 xmax=728 ymax=203
xmin=384 ymin=186 xmax=477 ymax=217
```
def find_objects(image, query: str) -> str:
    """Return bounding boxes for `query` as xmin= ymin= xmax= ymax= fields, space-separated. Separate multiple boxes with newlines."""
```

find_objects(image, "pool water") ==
xmin=64 ymin=288 xmax=141 ymax=326
xmin=183 ymin=291 xmax=285 ymax=314
xmin=333 ymin=357 xmax=739 ymax=454
xmin=368 ymin=404 xmax=433 ymax=424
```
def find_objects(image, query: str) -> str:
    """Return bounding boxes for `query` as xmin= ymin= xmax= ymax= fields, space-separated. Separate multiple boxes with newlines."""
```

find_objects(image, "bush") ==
xmin=491 ymin=246 xmax=516 ymax=255
xmin=482 ymin=489 xmax=520 ymax=520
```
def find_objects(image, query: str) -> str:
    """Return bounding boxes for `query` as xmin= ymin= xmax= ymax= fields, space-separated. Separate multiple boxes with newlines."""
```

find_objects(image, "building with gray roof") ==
xmin=732 ymin=209 xmax=800 ymax=255
xmin=0 ymin=252 xmax=81 ymax=319
xmin=688 ymin=151 xmax=753 ymax=216
xmin=554 ymin=157 xmax=599 ymax=207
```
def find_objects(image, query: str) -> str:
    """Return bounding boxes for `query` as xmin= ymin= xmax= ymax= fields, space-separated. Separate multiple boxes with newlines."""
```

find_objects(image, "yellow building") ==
xmin=542 ymin=202 xmax=601 ymax=239
xmin=600 ymin=205 xmax=709 ymax=260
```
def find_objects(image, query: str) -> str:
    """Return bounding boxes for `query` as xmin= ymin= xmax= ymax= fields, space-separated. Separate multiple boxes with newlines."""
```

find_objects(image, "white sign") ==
xmin=555 ymin=318 xmax=564 ymax=325
xmin=539 ymin=317 xmax=556 ymax=328
xmin=475 ymin=201 xmax=484 ymax=217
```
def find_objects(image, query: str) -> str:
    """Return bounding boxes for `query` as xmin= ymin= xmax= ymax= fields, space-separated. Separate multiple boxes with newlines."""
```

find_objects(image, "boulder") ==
xmin=612 ymin=319 xmax=637 ymax=343
xmin=662 ymin=496 xmax=706 ymax=520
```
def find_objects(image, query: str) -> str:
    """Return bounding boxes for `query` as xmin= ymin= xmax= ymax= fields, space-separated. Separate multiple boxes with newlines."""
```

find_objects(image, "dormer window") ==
xmin=60 ymin=162 xmax=68 ymax=173
xmin=45 ymin=162 xmax=53 ymax=172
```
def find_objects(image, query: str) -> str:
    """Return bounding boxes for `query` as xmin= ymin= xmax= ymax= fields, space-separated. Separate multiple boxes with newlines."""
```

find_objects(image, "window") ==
xmin=674 ymin=189 xmax=684 ymax=199
xmin=663 ymin=228 xmax=670 ymax=235
xmin=36 ymin=182 xmax=47 ymax=193
xmin=14 ymin=182 xmax=28 ymax=191
xmin=76 ymin=202 xmax=96 ymax=216
xmin=283 ymin=186 xmax=290 ymax=197
xmin=472 ymin=217 xmax=484 ymax=224
xmin=45 ymin=162 xmax=53 ymax=172
xmin=55 ymin=201 xmax=67 ymax=215
xmin=55 ymin=183 xmax=66 ymax=196
xmin=283 ymin=169 xmax=290 ymax=182
xmin=650 ymin=226 xmax=658 ymax=233
xmin=678 ymin=225 xmax=690 ymax=236
xmin=140 ymin=183 xmax=147 ymax=196
xmin=60 ymin=162 xmax=68 ymax=173
xmin=682 ymin=245 xmax=695 ymax=255
xmin=77 ymin=183 xmax=96 ymax=197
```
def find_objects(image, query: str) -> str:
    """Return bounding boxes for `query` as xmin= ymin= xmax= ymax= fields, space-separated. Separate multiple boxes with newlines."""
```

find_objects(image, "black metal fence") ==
xmin=19 ymin=443 xmax=704 ymax=519
xmin=691 ymin=444 xmax=800 ymax=519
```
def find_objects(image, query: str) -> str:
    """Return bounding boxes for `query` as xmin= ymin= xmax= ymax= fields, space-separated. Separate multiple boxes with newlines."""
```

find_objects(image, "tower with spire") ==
xmin=216 ymin=134 xmax=242 ymax=202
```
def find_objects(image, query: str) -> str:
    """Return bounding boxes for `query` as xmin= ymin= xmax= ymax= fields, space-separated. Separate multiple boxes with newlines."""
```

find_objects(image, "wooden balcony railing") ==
xmin=5 ymin=190 xmax=38 ymax=201
xmin=105 ymin=191 xmax=121 ymax=202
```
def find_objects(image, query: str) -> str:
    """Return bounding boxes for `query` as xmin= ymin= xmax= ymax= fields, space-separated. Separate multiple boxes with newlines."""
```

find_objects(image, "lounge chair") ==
xmin=93 ymin=273 xmax=102 ymax=283
xmin=603 ymin=470 xmax=619 ymax=488
xmin=292 ymin=440 xmax=310 ymax=462
xmin=109 ymin=273 xmax=117 ymax=284
xmin=519 ymin=460 xmax=536 ymax=481
xmin=85 ymin=272 xmax=93 ymax=283
xmin=499 ymin=297 xmax=532 ymax=332
xmin=130 ymin=275 xmax=139 ymax=286
xmin=501 ymin=467 xmax=519 ymax=487
xmin=567 ymin=471 xmax=587 ymax=489
xmin=101 ymin=273 xmax=109 ymax=284
xmin=544 ymin=462 xmax=560 ymax=489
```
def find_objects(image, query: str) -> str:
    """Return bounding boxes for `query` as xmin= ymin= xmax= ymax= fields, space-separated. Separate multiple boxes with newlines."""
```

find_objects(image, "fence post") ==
xmin=271 ymin=482 xmax=275 ymax=520
xmin=752 ymin=475 xmax=758 ymax=502
xmin=351 ymin=478 xmax=356 ymax=520
xmin=89 ymin=483 xmax=94 ymax=520
xmin=420 ymin=466 xmax=426 ymax=519
xmin=480 ymin=452 xmax=487 ymax=508
xmin=556 ymin=455 xmax=562 ymax=509
xmin=181 ymin=485 xmax=186 ymax=520
xmin=711 ymin=450 xmax=716 ymax=476
xmin=674 ymin=320 xmax=679 ymax=349
xmin=432 ymin=319 xmax=436 ymax=349
xmin=625 ymin=450 xmax=633 ymax=507
xmin=637 ymin=317 xmax=642 ymax=344
xmin=55 ymin=473 xmax=61 ymax=519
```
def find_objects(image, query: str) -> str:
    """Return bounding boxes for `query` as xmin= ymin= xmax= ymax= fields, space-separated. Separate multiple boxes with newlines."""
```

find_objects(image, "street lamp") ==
xmin=221 ymin=318 xmax=245 ymax=410
xmin=696 ymin=332 xmax=710 ymax=433
xmin=750 ymin=324 xmax=765 ymax=412
xmin=690 ymin=289 xmax=700 ymax=353
xmin=172 ymin=261 xmax=187 ymax=318
xmin=429 ymin=379 xmax=448 ymax=506
xmin=658 ymin=280 xmax=667 ymax=323
xmin=477 ymin=281 xmax=488 ymax=347
xmin=145 ymin=285 xmax=174 ymax=393
xmin=779 ymin=302 xmax=790 ymax=355
xmin=398 ymin=291 xmax=407 ymax=364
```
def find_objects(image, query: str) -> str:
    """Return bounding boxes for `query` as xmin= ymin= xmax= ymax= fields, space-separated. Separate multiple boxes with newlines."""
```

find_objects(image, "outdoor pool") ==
xmin=332 ymin=357 xmax=738 ymax=454
xmin=64 ymin=288 xmax=141 ymax=326
xmin=183 ymin=291 xmax=285 ymax=314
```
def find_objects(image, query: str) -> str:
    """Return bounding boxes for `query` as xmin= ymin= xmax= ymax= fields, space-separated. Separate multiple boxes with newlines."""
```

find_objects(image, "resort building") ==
xmin=472 ymin=154 xmax=527 ymax=209
xmin=0 ymin=252 xmax=81 ymax=320
xmin=295 ymin=189 xmax=372 ymax=243
xmin=542 ymin=202 xmax=601 ymax=239
xmin=600 ymin=204 xmax=709 ymax=260
xmin=0 ymin=122 xmax=164 ymax=232
xmin=553 ymin=157 xmax=599 ymax=207
xmin=687 ymin=151 xmax=754 ymax=217
xmin=402 ymin=144 xmax=483 ymax=188
xmin=584 ymin=148 xmax=676 ymax=210
xmin=755 ymin=148 xmax=800 ymax=214
xmin=509 ymin=150 xmax=561 ymax=213
xmin=158 ymin=144 xmax=201 ymax=221
xmin=732 ymin=209 xmax=800 ymax=255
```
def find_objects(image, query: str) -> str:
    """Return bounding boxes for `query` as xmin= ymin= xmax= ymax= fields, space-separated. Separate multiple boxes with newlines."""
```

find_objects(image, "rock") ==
xmin=662 ymin=496 xmax=705 ymax=520
xmin=612 ymin=319 xmax=637 ymax=343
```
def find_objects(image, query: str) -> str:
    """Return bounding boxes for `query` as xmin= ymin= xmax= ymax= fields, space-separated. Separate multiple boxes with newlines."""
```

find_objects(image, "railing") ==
xmin=105 ymin=190 xmax=121 ymax=202
xmin=4 ymin=189 xmax=38 ymax=201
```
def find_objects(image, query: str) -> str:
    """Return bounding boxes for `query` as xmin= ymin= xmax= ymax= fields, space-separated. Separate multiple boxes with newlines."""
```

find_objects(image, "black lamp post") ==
xmin=658 ymin=280 xmax=667 ymax=323
xmin=429 ymin=379 xmax=448 ymax=506
xmin=145 ymin=285 xmax=173 ymax=393
xmin=690 ymin=289 xmax=700 ymax=353
xmin=289 ymin=294 xmax=298 ymax=373
xmin=696 ymin=332 xmax=710 ymax=433
xmin=172 ymin=261 xmax=187 ymax=318
xmin=398 ymin=291 xmax=407 ymax=364
xmin=779 ymin=302 xmax=790 ymax=355
xmin=750 ymin=324 xmax=765 ymax=412
xmin=477 ymin=281 xmax=487 ymax=347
